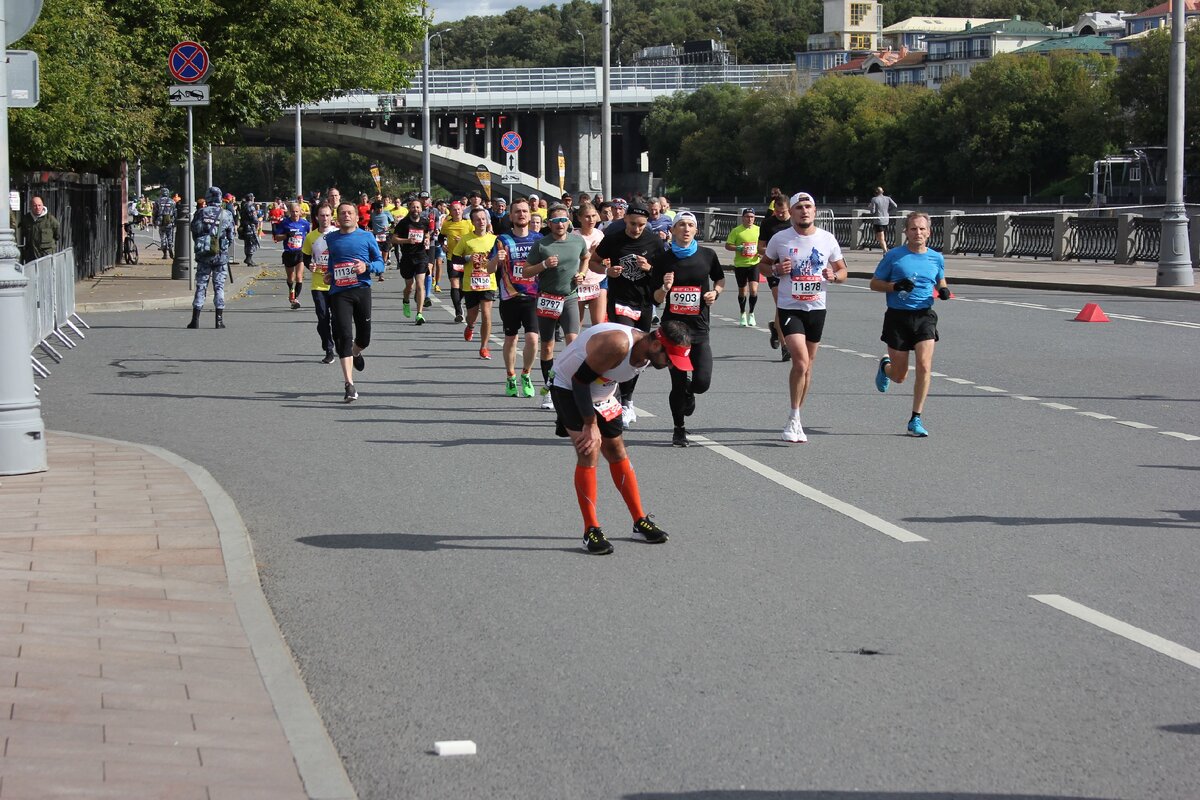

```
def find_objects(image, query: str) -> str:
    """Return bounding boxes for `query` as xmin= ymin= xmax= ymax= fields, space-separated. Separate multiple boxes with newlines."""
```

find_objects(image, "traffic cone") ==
xmin=1074 ymin=303 xmax=1110 ymax=323
xmin=758 ymin=272 xmax=766 ymax=283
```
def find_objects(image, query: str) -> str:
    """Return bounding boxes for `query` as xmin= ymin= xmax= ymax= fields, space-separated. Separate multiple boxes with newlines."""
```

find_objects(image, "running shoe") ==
xmin=505 ymin=375 xmax=518 ymax=397
xmin=621 ymin=403 xmax=637 ymax=429
xmin=464 ymin=325 xmax=474 ymax=341
xmin=415 ymin=313 xmax=426 ymax=325
xmin=781 ymin=345 xmax=791 ymax=363
xmin=781 ymin=416 xmax=807 ymax=443
xmin=907 ymin=415 xmax=929 ymax=437
xmin=454 ymin=313 xmax=464 ymax=323
xmin=344 ymin=382 xmax=358 ymax=403
xmin=479 ymin=347 xmax=491 ymax=359
xmin=768 ymin=321 xmax=779 ymax=349
xmin=672 ymin=427 xmax=689 ymax=447
xmin=739 ymin=312 xmax=748 ymax=327
xmin=321 ymin=351 xmax=336 ymax=365
xmin=520 ymin=373 xmax=535 ymax=398
xmin=424 ymin=297 xmax=432 ymax=308
xmin=683 ymin=391 xmax=696 ymax=417
xmin=632 ymin=515 xmax=668 ymax=543
xmin=875 ymin=356 xmax=891 ymax=393
xmin=353 ymin=353 xmax=365 ymax=372
xmin=652 ymin=315 xmax=661 ymax=326
xmin=434 ymin=284 xmax=442 ymax=293
xmin=540 ymin=394 xmax=554 ymax=409
xmin=290 ymin=297 xmax=300 ymax=310
xmin=583 ymin=527 xmax=613 ymax=555
xmin=748 ymin=313 xmax=757 ymax=327
xmin=403 ymin=302 xmax=411 ymax=318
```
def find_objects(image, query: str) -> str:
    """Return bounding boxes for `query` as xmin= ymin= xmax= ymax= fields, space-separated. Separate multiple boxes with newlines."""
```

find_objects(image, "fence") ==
xmin=17 ymin=172 xmax=122 ymax=280
xmin=22 ymin=248 xmax=90 ymax=381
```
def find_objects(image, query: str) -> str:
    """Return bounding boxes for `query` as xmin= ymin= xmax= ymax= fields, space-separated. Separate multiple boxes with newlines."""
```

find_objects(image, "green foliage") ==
xmin=10 ymin=0 xmax=424 ymax=173
xmin=1115 ymin=26 xmax=1200 ymax=160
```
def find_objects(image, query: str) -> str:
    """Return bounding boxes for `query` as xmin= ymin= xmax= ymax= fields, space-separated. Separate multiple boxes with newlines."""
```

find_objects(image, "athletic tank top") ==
xmin=551 ymin=322 xmax=647 ymax=401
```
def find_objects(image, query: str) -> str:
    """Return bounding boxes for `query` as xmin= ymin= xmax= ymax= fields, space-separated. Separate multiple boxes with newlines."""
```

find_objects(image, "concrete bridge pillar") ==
xmin=538 ymin=113 xmax=546 ymax=183
xmin=485 ymin=115 xmax=493 ymax=162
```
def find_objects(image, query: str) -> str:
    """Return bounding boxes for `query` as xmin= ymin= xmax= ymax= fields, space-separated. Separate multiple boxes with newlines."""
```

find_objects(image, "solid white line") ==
xmin=1114 ymin=420 xmax=1157 ymax=430
xmin=1041 ymin=402 xmax=1077 ymax=410
xmin=974 ymin=385 xmax=1008 ymax=393
xmin=1077 ymin=411 xmax=1117 ymax=420
xmin=1160 ymin=431 xmax=1200 ymax=441
xmin=1030 ymin=594 xmax=1200 ymax=671
xmin=685 ymin=433 xmax=928 ymax=543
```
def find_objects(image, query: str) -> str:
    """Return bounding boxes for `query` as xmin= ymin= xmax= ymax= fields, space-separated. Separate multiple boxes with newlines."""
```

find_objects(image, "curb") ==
xmin=75 ymin=270 xmax=260 ymax=313
xmin=52 ymin=430 xmax=358 ymax=800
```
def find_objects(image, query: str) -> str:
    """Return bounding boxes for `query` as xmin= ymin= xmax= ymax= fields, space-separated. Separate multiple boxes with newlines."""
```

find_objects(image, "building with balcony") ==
xmin=798 ymin=0 xmax=882 ymax=83
xmin=881 ymin=17 xmax=1005 ymax=52
xmin=1121 ymin=0 xmax=1199 ymax=36
xmin=924 ymin=16 xmax=1068 ymax=88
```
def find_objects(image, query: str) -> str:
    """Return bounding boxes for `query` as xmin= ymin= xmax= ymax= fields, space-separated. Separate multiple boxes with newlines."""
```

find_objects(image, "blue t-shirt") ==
xmin=276 ymin=219 xmax=311 ymax=252
xmin=323 ymin=229 xmax=385 ymax=294
xmin=873 ymin=246 xmax=945 ymax=310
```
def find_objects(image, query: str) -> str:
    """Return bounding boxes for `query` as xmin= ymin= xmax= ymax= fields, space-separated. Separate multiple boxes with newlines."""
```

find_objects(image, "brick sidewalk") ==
xmin=0 ymin=434 xmax=312 ymax=799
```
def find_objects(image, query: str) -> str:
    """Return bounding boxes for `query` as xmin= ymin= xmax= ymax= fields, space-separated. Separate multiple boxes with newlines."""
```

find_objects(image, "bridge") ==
xmin=243 ymin=64 xmax=798 ymax=198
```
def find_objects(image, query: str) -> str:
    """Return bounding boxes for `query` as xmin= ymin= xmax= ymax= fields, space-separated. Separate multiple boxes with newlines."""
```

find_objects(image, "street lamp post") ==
xmin=431 ymin=30 xmax=449 ymax=69
xmin=601 ymin=0 xmax=611 ymax=198
xmin=421 ymin=1 xmax=431 ymax=194
xmin=485 ymin=40 xmax=493 ymax=71
xmin=576 ymin=27 xmax=586 ymax=65
xmin=1156 ymin=0 xmax=1194 ymax=286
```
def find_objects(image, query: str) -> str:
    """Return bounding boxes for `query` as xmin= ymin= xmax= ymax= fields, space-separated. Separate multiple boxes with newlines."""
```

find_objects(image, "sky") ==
xmin=431 ymin=0 xmax=539 ymax=22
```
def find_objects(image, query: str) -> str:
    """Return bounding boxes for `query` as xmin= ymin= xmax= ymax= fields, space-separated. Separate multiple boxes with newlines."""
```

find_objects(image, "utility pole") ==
xmin=1156 ymin=0 xmax=1194 ymax=287
xmin=601 ymin=0 xmax=612 ymax=199
xmin=422 ymin=0 xmax=431 ymax=194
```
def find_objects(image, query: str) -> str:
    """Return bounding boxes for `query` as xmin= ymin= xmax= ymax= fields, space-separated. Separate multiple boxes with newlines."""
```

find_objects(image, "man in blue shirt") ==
xmin=325 ymin=201 xmax=386 ymax=403
xmin=869 ymin=211 xmax=951 ymax=437
xmin=274 ymin=202 xmax=311 ymax=310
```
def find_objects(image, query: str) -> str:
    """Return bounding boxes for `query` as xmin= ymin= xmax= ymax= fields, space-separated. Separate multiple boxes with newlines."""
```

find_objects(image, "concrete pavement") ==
xmin=5 ymin=229 xmax=1195 ymax=798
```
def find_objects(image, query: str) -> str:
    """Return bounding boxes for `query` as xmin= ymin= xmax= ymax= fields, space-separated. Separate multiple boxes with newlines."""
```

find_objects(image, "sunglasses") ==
xmin=548 ymin=217 xmax=569 ymax=224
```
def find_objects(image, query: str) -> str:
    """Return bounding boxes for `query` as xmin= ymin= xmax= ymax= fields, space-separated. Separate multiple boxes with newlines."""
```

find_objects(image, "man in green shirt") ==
xmin=19 ymin=196 xmax=60 ymax=262
xmin=525 ymin=204 xmax=589 ymax=408
xmin=724 ymin=207 xmax=761 ymax=326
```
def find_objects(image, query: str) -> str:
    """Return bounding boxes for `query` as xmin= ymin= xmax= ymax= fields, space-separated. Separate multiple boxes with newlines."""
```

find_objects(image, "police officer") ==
xmin=239 ymin=193 xmax=262 ymax=267
xmin=152 ymin=188 xmax=176 ymax=259
xmin=188 ymin=186 xmax=235 ymax=330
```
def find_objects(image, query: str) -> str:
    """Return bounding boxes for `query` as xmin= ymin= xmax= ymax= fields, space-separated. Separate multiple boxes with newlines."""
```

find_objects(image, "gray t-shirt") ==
xmin=528 ymin=235 xmax=588 ymax=297
xmin=868 ymin=194 xmax=898 ymax=225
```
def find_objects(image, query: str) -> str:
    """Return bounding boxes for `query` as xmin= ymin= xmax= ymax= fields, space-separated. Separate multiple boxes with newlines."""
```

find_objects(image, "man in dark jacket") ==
xmin=19 ymin=196 xmax=60 ymax=262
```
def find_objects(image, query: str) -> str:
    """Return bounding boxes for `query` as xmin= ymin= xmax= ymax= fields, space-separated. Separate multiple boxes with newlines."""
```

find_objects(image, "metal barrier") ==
xmin=928 ymin=216 xmax=946 ymax=252
xmin=855 ymin=219 xmax=877 ymax=250
xmin=22 ymin=248 xmax=90 ymax=381
xmin=1008 ymin=215 xmax=1054 ymax=258
xmin=1066 ymin=217 xmax=1118 ymax=261
xmin=954 ymin=216 xmax=997 ymax=256
xmin=1129 ymin=218 xmax=1162 ymax=262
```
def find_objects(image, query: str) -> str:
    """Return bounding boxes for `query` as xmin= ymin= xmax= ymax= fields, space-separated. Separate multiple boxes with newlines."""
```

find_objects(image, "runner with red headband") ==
xmin=550 ymin=320 xmax=693 ymax=555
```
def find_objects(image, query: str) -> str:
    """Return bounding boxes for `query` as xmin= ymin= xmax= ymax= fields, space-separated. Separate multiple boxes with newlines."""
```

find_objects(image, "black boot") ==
xmin=215 ymin=309 xmax=225 ymax=329
xmin=186 ymin=308 xmax=200 ymax=329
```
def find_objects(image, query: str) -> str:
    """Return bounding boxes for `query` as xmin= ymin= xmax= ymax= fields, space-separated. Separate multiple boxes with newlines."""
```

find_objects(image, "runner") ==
xmin=590 ymin=204 xmax=666 ymax=428
xmin=525 ymin=204 xmax=589 ymax=409
xmin=419 ymin=191 xmax=437 ymax=305
xmin=550 ymin=320 xmax=693 ymax=554
xmin=274 ymin=202 xmax=311 ymax=310
xmin=758 ymin=197 xmax=793 ymax=359
xmin=439 ymin=201 xmax=474 ymax=323
xmin=492 ymin=198 xmax=543 ymax=397
xmin=152 ymin=188 xmax=176 ymax=258
xmin=391 ymin=198 xmax=433 ymax=325
xmin=761 ymin=192 xmax=848 ymax=443
xmin=324 ymin=201 xmax=386 ymax=402
xmin=431 ymin=198 xmax=449 ymax=293
xmin=368 ymin=200 xmax=394 ymax=269
xmin=573 ymin=201 xmax=606 ymax=326
xmin=452 ymin=206 xmax=498 ymax=360
xmin=300 ymin=203 xmax=338 ymax=363
xmin=650 ymin=211 xmax=726 ymax=447
xmin=869 ymin=211 xmax=950 ymax=437
xmin=724 ymin=207 xmax=761 ymax=327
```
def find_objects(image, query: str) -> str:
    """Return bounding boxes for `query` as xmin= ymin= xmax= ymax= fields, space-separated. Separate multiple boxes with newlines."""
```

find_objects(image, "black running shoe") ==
xmin=353 ymin=353 xmax=365 ymax=372
xmin=321 ymin=351 xmax=336 ymax=364
xmin=344 ymin=382 xmax=358 ymax=403
xmin=632 ymin=515 xmax=668 ymax=543
xmin=423 ymin=297 xmax=432 ymax=308
xmin=672 ymin=427 xmax=689 ymax=447
xmin=781 ymin=347 xmax=791 ymax=363
xmin=768 ymin=322 xmax=779 ymax=349
xmin=683 ymin=391 xmax=696 ymax=417
xmin=454 ymin=313 xmax=464 ymax=323
xmin=583 ymin=527 xmax=613 ymax=555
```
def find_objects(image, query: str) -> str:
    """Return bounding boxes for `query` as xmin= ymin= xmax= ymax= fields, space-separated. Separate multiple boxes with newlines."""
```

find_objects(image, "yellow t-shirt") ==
xmin=726 ymin=224 xmax=761 ymax=268
xmin=453 ymin=231 xmax=498 ymax=292
xmin=302 ymin=227 xmax=333 ymax=291
xmin=299 ymin=201 xmax=311 ymax=219
xmin=440 ymin=219 xmax=474 ymax=261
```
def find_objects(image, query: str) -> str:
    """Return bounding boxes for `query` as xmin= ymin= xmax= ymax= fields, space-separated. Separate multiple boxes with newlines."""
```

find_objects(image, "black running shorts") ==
xmin=499 ymin=294 xmax=538 ymax=337
xmin=551 ymin=386 xmax=624 ymax=439
xmin=778 ymin=308 xmax=827 ymax=343
xmin=881 ymin=307 xmax=938 ymax=352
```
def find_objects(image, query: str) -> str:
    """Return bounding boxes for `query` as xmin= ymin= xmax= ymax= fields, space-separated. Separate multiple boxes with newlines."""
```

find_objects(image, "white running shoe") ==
xmin=540 ymin=394 xmax=554 ymax=409
xmin=748 ymin=313 xmax=757 ymax=327
xmin=782 ymin=416 xmax=807 ymax=443
xmin=739 ymin=312 xmax=748 ymax=327
xmin=621 ymin=403 xmax=637 ymax=429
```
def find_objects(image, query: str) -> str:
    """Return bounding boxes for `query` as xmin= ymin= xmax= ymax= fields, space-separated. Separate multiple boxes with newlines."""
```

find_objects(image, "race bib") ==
xmin=790 ymin=278 xmax=822 ymax=301
xmin=614 ymin=303 xmax=642 ymax=322
xmin=577 ymin=283 xmax=599 ymax=301
xmin=332 ymin=261 xmax=359 ymax=288
xmin=510 ymin=263 xmax=525 ymax=280
xmin=536 ymin=293 xmax=566 ymax=319
xmin=287 ymin=234 xmax=303 ymax=250
xmin=470 ymin=270 xmax=491 ymax=291
xmin=312 ymin=253 xmax=328 ymax=271
xmin=408 ymin=229 xmax=424 ymax=244
xmin=740 ymin=242 xmax=758 ymax=258
xmin=376 ymin=232 xmax=389 ymax=243
xmin=450 ymin=261 xmax=464 ymax=273
xmin=593 ymin=395 xmax=622 ymax=422
xmin=668 ymin=285 xmax=702 ymax=315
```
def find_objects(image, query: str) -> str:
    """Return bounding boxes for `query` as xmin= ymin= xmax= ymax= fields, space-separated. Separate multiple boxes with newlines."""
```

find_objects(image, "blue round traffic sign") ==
xmin=169 ymin=41 xmax=210 ymax=84
xmin=501 ymin=131 xmax=522 ymax=153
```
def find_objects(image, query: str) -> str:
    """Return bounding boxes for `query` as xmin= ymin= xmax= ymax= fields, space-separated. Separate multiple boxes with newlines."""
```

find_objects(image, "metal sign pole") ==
xmin=187 ymin=106 xmax=195 ymax=291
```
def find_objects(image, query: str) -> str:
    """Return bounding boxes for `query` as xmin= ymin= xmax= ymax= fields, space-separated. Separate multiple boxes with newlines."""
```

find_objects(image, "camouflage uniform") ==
xmin=188 ymin=186 xmax=236 ymax=329
xmin=153 ymin=189 xmax=176 ymax=256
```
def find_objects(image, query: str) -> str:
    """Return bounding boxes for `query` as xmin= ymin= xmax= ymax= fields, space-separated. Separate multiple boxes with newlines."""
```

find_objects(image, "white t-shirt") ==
xmin=764 ymin=227 xmax=843 ymax=311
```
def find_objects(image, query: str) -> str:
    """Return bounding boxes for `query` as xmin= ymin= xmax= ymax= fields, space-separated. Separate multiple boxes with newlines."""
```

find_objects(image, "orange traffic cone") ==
xmin=1074 ymin=303 xmax=1110 ymax=323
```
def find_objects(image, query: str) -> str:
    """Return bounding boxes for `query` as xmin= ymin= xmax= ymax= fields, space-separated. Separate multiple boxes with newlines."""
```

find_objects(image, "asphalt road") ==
xmin=35 ymin=253 xmax=1200 ymax=800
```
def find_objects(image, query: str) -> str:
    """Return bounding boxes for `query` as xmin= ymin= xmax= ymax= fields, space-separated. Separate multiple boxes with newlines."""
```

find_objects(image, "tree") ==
xmin=1115 ymin=25 xmax=1200 ymax=165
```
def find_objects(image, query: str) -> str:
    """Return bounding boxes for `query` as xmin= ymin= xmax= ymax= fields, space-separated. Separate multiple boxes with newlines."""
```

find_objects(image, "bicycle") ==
xmin=122 ymin=222 xmax=139 ymax=265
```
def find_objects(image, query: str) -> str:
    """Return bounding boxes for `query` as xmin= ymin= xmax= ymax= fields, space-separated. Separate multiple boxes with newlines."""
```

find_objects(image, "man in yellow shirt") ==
xmin=439 ymin=201 xmax=475 ymax=323
xmin=301 ymin=204 xmax=337 ymax=362
xmin=452 ymin=206 xmax=498 ymax=360
xmin=724 ymin=207 xmax=762 ymax=327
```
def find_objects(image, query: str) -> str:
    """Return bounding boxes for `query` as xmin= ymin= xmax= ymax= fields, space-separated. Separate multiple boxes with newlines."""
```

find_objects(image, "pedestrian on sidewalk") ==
xmin=867 ymin=186 xmax=899 ymax=251
xmin=239 ymin=193 xmax=262 ymax=267
xmin=18 ymin=196 xmax=60 ymax=263
xmin=188 ymin=186 xmax=235 ymax=330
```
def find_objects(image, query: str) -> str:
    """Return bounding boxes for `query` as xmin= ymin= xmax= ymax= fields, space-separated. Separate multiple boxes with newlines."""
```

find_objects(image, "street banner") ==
xmin=369 ymin=163 xmax=382 ymax=194
xmin=476 ymin=167 xmax=492 ymax=200
xmin=557 ymin=146 xmax=566 ymax=194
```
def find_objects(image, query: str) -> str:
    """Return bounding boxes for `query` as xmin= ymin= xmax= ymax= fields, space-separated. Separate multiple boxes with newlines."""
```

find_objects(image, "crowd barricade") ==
xmin=22 ymin=248 xmax=90 ymax=383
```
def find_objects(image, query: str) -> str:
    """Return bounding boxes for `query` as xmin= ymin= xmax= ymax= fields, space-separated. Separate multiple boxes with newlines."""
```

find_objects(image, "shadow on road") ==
xmin=625 ymin=792 xmax=1124 ymax=800
xmin=297 ymin=531 xmax=581 ymax=554
xmin=903 ymin=510 xmax=1199 ymax=530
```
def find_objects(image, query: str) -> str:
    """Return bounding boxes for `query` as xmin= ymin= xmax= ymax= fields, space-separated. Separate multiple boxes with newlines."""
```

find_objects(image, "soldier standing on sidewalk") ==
xmin=188 ymin=186 xmax=235 ymax=330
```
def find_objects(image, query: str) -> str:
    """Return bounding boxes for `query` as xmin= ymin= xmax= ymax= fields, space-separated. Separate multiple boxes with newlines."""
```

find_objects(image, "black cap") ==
xmin=626 ymin=205 xmax=650 ymax=218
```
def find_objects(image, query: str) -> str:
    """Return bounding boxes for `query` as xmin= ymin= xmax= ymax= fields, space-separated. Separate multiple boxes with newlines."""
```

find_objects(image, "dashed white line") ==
xmin=945 ymin=377 xmax=975 ymax=385
xmin=1030 ymin=594 xmax=1200 ymax=671
xmin=958 ymin=297 xmax=1200 ymax=329
xmin=1041 ymin=402 xmax=1077 ymax=411
xmin=1114 ymin=420 xmax=1157 ymax=430
xmin=1161 ymin=431 xmax=1200 ymax=441
xmin=1011 ymin=395 xmax=1041 ymax=401
xmin=1077 ymin=411 xmax=1117 ymax=420
xmin=974 ymin=385 xmax=1007 ymax=393
xmin=685 ymin=433 xmax=928 ymax=543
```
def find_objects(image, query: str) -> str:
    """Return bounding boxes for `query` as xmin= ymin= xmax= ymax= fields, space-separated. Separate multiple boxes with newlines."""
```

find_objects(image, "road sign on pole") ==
xmin=500 ymin=131 xmax=522 ymax=153
xmin=500 ymin=173 xmax=521 ymax=185
xmin=504 ymin=151 xmax=518 ymax=172
xmin=168 ymin=84 xmax=210 ymax=106
xmin=168 ymin=41 xmax=210 ymax=84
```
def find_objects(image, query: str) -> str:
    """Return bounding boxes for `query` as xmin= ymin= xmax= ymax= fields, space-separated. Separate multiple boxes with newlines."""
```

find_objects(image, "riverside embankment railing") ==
xmin=22 ymin=248 xmax=90 ymax=384
xmin=698 ymin=205 xmax=1200 ymax=266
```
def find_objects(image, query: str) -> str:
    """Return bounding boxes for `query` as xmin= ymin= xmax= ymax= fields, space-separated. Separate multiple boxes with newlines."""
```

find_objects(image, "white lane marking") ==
xmin=929 ymin=371 xmax=946 ymax=377
xmin=1011 ymin=395 xmax=1041 ymax=401
xmin=945 ymin=377 xmax=975 ymax=385
xmin=631 ymin=406 xmax=655 ymax=419
xmin=1030 ymin=594 xmax=1200 ymax=671
xmin=1041 ymin=402 xmax=1077 ymax=410
xmin=685 ymin=433 xmax=928 ymax=543
xmin=1161 ymin=431 xmax=1200 ymax=441
xmin=957 ymin=297 xmax=1200 ymax=329
xmin=1115 ymin=420 xmax=1157 ymax=430
xmin=974 ymin=385 xmax=1007 ymax=393
xmin=1077 ymin=411 xmax=1117 ymax=420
